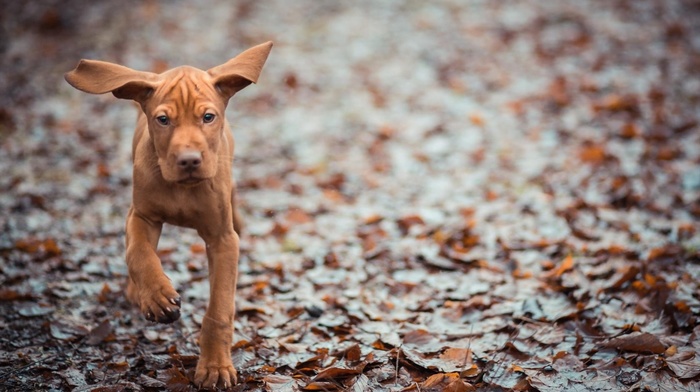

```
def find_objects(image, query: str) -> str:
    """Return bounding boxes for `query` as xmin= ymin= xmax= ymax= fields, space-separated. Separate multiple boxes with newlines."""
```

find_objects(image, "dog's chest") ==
xmin=163 ymin=204 xmax=203 ymax=228
xmin=135 ymin=183 xmax=222 ymax=229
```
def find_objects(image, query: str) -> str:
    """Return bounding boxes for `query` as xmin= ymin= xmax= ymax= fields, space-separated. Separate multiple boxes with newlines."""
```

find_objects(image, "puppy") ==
xmin=65 ymin=41 xmax=273 ymax=389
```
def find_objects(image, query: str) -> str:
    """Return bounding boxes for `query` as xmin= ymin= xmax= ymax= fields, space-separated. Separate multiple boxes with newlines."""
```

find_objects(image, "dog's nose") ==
xmin=177 ymin=151 xmax=202 ymax=171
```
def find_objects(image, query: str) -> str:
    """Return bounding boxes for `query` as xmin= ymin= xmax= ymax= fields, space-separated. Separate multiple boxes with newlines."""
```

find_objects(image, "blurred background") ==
xmin=2 ymin=0 xmax=699 ymax=261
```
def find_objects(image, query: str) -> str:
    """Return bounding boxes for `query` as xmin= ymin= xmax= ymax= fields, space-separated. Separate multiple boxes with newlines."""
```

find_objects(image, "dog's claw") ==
xmin=194 ymin=363 xmax=237 ymax=390
xmin=154 ymin=307 xmax=180 ymax=324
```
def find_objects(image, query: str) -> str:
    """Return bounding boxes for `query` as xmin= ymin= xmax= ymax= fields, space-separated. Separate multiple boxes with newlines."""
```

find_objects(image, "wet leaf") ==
xmin=85 ymin=320 xmax=112 ymax=345
xmin=0 ymin=289 xmax=33 ymax=301
xmin=483 ymin=361 xmax=528 ymax=390
xmin=57 ymin=368 xmax=87 ymax=388
xmin=605 ymin=332 xmax=666 ymax=354
xmin=303 ymin=381 xmax=339 ymax=390
xmin=347 ymin=374 xmax=370 ymax=392
xmin=264 ymin=374 xmax=299 ymax=392
xmin=666 ymin=349 xmax=700 ymax=379
xmin=157 ymin=366 xmax=193 ymax=392
xmin=439 ymin=347 xmax=472 ymax=372
xmin=50 ymin=321 xmax=88 ymax=341
xmin=421 ymin=372 xmax=475 ymax=392
xmin=138 ymin=374 xmax=166 ymax=388
xmin=17 ymin=303 xmax=55 ymax=317
xmin=639 ymin=371 xmax=700 ymax=392
xmin=313 ymin=360 xmax=366 ymax=380
xmin=402 ymin=329 xmax=443 ymax=353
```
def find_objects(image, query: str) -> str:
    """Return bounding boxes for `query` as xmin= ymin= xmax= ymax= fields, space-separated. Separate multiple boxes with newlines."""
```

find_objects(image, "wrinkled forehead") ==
xmin=152 ymin=66 xmax=220 ymax=111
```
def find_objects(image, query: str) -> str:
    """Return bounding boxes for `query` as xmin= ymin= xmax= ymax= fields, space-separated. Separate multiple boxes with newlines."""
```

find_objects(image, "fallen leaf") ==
xmin=264 ymin=374 xmax=299 ymax=392
xmin=285 ymin=208 xmax=313 ymax=224
xmin=57 ymin=368 xmax=87 ymax=388
xmin=578 ymin=144 xmax=606 ymax=164
xmin=157 ymin=366 xmax=192 ymax=392
xmin=85 ymin=320 xmax=112 ymax=345
xmin=313 ymin=361 xmax=366 ymax=380
xmin=303 ymin=381 xmax=339 ymax=390
xmin=138 ymin=374 xmax=166 ymax=388
xmin=666 ymin=349 xmax=700 ymax=379
xmin=439 ymin=347 xmax=472 ymax=372
xmin=605 ymin=332 xmax=666 ymax=354
xmin=190 ymin=243 xmax=206 ymax=254
xmin=348 ymin=374 xmax=370 ymax=392
xmin=17 ymin=303 xmax=55 ymax=317
xmin=50 ymin=321 xmax=88 ymax=341
xmin=421 ymin=372 xmax=475 ymax=392
xmin=543 ymin=254 xmax=574 ymax=278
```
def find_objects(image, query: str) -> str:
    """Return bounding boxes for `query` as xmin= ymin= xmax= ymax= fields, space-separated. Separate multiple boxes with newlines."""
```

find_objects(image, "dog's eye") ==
xmin=203 ymin=113 xmax=216 ymax=123
xmin=156 ymin=116 xmax=169 ymax=126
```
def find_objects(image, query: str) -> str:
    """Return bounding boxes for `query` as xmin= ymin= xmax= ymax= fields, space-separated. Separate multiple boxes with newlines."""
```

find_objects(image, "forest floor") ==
xmin=1 ymin=1 xmax=700 ymax=391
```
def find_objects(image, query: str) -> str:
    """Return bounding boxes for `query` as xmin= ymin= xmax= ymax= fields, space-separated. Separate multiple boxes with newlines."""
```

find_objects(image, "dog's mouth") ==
xmin=177 ymin=176 xmax=204 ymax=185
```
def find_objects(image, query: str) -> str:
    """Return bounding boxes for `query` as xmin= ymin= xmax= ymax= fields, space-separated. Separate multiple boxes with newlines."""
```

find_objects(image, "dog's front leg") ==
xmin=194 ymin=231 xmax=240 ymax=389
xmin=125 ymin=207 xmax=181 ymax=323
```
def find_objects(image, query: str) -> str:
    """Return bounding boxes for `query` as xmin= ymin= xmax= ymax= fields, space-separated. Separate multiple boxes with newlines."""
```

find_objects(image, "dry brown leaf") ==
xmin=469 ymin=113 xmax=485 ymax=126
xmin=303 ymin=381 xmax=340 ymax=390
xmin=579 ymin=144 xmax=607 ymax=164
xmin=397 ymin=215 xmax=425 ymax=234
xmin=439 ymin=347 xmax=472 ymax=372
xmin=285 ymin=208 xmax=313 ymax=224
xmin=313 ymin=361 xmax=366 ymax=381
xmin=620 ymin=122 xmax=640 ymax=139
xmin=543 ymin=254 xmax=574 ymax=278
xmin=157 ymin=366 xmax=192 ymax=392
xmin=421 ymin=372 xmax=475 ymax=392
xmin=190 ymin=243 xmax=206 ymax=254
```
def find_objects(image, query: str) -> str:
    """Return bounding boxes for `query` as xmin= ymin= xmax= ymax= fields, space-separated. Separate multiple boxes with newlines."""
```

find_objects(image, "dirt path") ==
xmin=1 ymin=1 xmax=699 ymax=391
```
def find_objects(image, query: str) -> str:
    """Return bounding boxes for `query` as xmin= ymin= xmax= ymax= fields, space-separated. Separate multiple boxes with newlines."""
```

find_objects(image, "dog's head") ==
xmin=65 ymin=42 xmax=272 ymax=185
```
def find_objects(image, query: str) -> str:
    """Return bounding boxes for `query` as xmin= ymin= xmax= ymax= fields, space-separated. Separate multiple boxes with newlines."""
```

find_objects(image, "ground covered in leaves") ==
xmin=1 ymin=1 xmax=700 ymax=391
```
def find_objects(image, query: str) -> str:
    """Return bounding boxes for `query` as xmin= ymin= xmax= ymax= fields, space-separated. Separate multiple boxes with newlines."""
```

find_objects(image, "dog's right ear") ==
xmin=65 ymin=60 xmax=160 ymax=103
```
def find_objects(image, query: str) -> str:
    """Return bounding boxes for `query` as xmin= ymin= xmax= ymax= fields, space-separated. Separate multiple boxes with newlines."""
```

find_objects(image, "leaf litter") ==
xmin=1 ymin=0 xmax=699 ymax=391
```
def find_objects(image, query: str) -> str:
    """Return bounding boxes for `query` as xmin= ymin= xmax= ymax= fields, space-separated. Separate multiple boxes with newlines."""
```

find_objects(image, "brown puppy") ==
xmin=65 ymin=42 xmax=273 ymax=389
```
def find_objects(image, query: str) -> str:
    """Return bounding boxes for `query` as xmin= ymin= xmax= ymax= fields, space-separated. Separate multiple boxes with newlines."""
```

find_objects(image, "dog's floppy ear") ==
xmin=65 ymin=60 xmax=160 ymax=103
xmin=207 ymin=41 xmax=273 ymax=100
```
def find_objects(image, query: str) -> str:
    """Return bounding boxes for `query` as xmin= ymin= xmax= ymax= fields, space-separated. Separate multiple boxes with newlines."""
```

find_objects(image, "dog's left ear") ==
xmin=208 ymin=41 xmax=273 ymax=100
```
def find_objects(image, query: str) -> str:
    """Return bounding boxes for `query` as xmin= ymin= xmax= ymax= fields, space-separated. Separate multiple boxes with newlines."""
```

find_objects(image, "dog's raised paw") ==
xmin=143 ymin=296 xmax=181 ymax=324
xmin=127 ymin=277 xmax=182 ymax=323
xmin=139 ymin=286 xmax=181 ymax=324
xmin=194 ymin=363 xmax=237 ymax=390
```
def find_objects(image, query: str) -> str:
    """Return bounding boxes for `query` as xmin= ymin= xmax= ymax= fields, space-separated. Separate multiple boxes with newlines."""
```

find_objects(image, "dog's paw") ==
xmin=194 ymin=362 xmax=237 ymax=390
xmin=127 ymin=278 xmax=181 ymax=324
xmin=143 ymin=294 xmax=181 ymax=324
